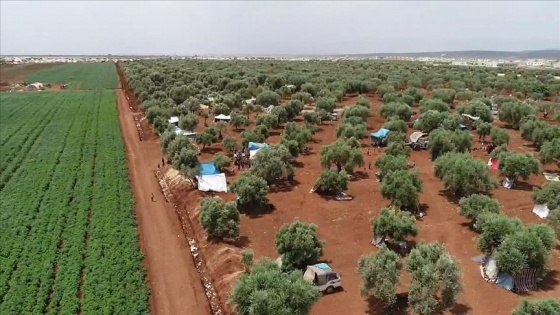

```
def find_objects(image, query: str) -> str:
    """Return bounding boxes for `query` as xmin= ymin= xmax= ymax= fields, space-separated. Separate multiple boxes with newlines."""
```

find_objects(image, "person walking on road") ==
xmin=151 ymin=192 xmax=155 ymax=202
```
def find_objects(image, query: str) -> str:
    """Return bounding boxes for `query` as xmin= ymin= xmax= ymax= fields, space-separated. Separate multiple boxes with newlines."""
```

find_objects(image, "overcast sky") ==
xmin=1 ymin=1 xmax=559 ymax=55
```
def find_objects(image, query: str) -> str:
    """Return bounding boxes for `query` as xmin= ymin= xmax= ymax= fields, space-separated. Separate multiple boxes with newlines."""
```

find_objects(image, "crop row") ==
xmin=25 ymin=63 xmax=119 ymax=90
xmin=0 ymin=91 xmax=149 ymax=314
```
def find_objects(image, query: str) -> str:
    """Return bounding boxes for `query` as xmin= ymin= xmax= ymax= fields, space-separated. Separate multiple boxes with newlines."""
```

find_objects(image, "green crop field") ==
xmin=25 ymin=63 xmax=119 ymax=90
xmin=0 ymin=91 xmax=149 ymax=315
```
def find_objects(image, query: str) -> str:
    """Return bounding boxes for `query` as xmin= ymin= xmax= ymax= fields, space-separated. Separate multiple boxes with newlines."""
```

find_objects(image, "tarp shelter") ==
xmin=409 ymin=132 xmax=428 ymax=143
xmin=514 ymin=268 xmax=539 ymax=292
xmin=481 ymin=256 xmax=498 ymax=282
xmin=371 ymin=234 xmax=385 ymax=247
xmin=459 ymin=124 xmax=469 ymax=130
xmin=370 ymin=128 xmax=390 ymax=139
xmin=502 ymin=177 xmax=514 ymax=189
xmin=199 ymin=162 xmax=220 ymax=175
xmin=461 ymin=113 xmax=481 ymax=121
xmin=196 ymin=173 xmax=228 ymax=193
xmin=488 ymin=158 xmax=499 ymax=170
xmin=532 ymin=204 xmax=550 ymax=219
xmin=214 ymin=114 xmax=231 ymax=122
xmin=264 ymin=105 xmax=275 ymax=113
xmin=247 ymin=142 xmax=268 ymax=160
xmin=496 ymin=273 xmax=515 ymax=291
xmin=304 ymin=264 xmax=335 ymax=284
xmin=543 ymin=172 xmax=560 ymax=182
xmin=168 ymin=116 xmax=179 ymax=125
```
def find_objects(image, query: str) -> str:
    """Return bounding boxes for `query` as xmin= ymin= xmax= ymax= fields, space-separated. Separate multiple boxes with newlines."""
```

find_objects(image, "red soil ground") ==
xmin=116 ymin=88 xmax=211 ymax=315
xmin=0 ymin=63 xmax=61 ymax=84
xmin=160 ymin=94 xmax=560 ymax=315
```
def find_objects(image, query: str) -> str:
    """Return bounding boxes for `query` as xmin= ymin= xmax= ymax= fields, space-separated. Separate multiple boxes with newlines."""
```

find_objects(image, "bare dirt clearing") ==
xmin=116 ymin=89 xmax=211 ymax=315
xmin=0 ymin=63 xmax=61 ymax=84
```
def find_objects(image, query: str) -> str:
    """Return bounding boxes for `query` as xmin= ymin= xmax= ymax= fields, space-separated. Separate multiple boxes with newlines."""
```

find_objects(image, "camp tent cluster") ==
xmin=196 ymin=162 xmax=228 ymax=193
xmin=475 ymin=256 xmax=539 ymax=293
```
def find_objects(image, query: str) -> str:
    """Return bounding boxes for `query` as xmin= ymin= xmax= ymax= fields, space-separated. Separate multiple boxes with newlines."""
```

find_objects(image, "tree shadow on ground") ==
xmin=269 ymin=179 xmax=300 ymax=193
xmin=269 ymin=130 xmax=282 ymax=137
xmin=438 ymin=189 xmax=462 ymax=204
xmin=292 ymin=160 xmax=305 ymax=168
xmin=240 ymin=202 xmax=275 ymax=219
xmin=350 ymin=171 xmax=370 ymax=182
xmin=225 ymin=235 xmax=251 ymax=248
xmin=510 ymin=181 xmax=539 ymax=192
xmin=200 ymin=147 xmax=222 ymax=155
xmin=366 ymin=293 xmax=409 ymax=315
xmin=449 ymin=303 xmax=472 ymax=315
xmin=538 ymin=269 xmax=560 ymax=292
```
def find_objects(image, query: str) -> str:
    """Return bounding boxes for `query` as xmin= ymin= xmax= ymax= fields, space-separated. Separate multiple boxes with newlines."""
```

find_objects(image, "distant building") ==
xmin=497 ymin=62 xmax=518 ymax=68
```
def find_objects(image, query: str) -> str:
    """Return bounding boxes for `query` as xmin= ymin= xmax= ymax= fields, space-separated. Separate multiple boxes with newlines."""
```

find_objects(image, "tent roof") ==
xmin=199 ymin=162 xmax=219 ymax=175
xmin=409 ymin=132 xmax=428 ymax=143
xmin=214 ymin=114 xmax=231 ymax=120
xmin=461 ymin=113 xmax=480 ymax=121
xmin=247 ymin=142 xmax=268 ymax=151
xmin=370 ymin=128 xmax=390 ymax=139
xmin=196 ymin=173 xmax=228 ymax=193
xmin=168 ymin=116 xmax=179 ymax=124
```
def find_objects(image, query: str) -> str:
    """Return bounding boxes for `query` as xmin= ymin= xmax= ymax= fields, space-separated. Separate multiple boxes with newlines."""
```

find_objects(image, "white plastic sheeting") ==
xmin=532 ymin=204 xmax=550 ymax=219
xmin=196 ymin=173 xmax=228 ymax=193
xmin=249 ymin=149 xmax=262 ymax=160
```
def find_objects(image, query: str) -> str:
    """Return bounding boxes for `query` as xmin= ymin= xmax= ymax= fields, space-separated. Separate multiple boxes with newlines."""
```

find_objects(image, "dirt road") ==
xmin=115 ymin=89 xmax=210 ymax=315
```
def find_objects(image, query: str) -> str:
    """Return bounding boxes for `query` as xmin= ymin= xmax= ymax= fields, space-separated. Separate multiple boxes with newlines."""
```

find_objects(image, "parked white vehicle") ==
xmin=303 ymin=263 xmax=342 ymax=294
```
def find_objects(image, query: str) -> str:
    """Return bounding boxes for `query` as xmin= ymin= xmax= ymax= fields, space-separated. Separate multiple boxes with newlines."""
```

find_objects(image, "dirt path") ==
xmin=115 ymin=89 xmax=210 ymax=315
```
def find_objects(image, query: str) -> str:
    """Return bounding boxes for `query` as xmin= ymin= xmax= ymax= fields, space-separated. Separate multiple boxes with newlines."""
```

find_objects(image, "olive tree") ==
xmin=494 ymin=225 xmax=555 ymax=276
xmin=320 ymin=139 xmax=364 ymax=172
xmin=179 ymin=112 xmax=199 ymax=131
xmin=428 ymin=129 xmax=472 ymax=160
xmin=275 ymin=220 xmax=325 ymax=270
xmin=490 ymin=127 xmax=510 ymax=146
xmin=539 ymin=139 xmax=560 ymax=168
xmin=375 ymin=154 xmax=408 ymax=175
xmin=476 ymin=213 xmax=523 ymax=254
xmin=458 ymin=194 xmax=501 ymax=224
xmin=358 ymin=246 xmax=402 ymax=307
xmin=212 ymin=103 xmax=231 ymax=116
xmin=241 ymin=129 xmax=265 ymax=146
xmin=343 ymin=104 xmax=370 ymax=121
xmin=476 ymin=121 xmax=492 ymax=141
xmin=419 ymin=98 xmax=449 ymax=113
xmin=382 ymin=117 xmax=408 ymax=133
xmin=315 ymin=97 xmax=337 ymax=114
xmin=498 ymin=152 xmax=539 ymax=184
xmin=371 ymin=207 xmax=418 ymax=241
xmin=498 ymin=101 xmax=537 ymax=129
xmin=434 ymin=152 xmax=499 ymax=196
xmin=406 ymin=242 xmax=462 ymax=315
xmin=512 ymin=299 xmax=560 ymax=315
xmin=230 ymin=172 xmax=269 ymax=206
xmin=221 ymin=136 xmax=239 ymax=154
xmin=416 ymin=110 xmax=447 ymax=132
xmin=212 ymin=152 xmax=231 ymax=171
xmin=256 ymin=90 xmax=280 ymax=106
xmin=381 ymin=170 xmax=423 ymax=210
xmin=548 ymin=208 xmax=560 ymax=238
xmin=172 ymin=147 xmax=200 ymax=178
xmin=385 ymin=140 xmax=412 ymax=157
xmin=199 ymin=196 xmax=240 ymax=241
xmin=250 ymin=144 xmax=293 ymax=183
xmin=336 ymin=122 xmax=367 ymax=139
xmin=284 ymin=99 xmax=304 ymax=120
xmin=230 ymin=113 xmax=250 ymax=130
xmin=457 ymin=100 xmax=493 ymax=122
xmin=380 ymin=102 xmax=413 ymax=121
xmin=315 ymin=169 xmax=349 ymax=193
xmin=532 ymin=182 xmax=560 ymax=210
xmin=431 ymin=88 xmax=456 ymax=104
xmin=229 ymin=258 xmax=320 ymax=315
xmin=255 ymin=113 xmax=280 ymax=129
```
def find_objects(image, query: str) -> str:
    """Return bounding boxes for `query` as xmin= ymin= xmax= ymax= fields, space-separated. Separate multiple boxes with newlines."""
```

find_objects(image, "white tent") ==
xmin=168 ymin=116 xmax=179 ymax=124
xmin=196 ymin=173 xmax=228 ymax=192
xmin=461 ymin=113 xmax=480 ymax=121
xmin=214 ymin=114 xmax=231 ymax=122
xmin=532 ymin=204 xmax=550 ymax=219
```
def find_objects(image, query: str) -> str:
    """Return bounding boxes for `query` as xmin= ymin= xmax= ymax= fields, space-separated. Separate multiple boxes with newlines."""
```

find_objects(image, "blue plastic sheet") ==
xmin=199 ymin=162 xmax=219 ymax=175
xmin=370 ymin=128 xmax=390 ymax=139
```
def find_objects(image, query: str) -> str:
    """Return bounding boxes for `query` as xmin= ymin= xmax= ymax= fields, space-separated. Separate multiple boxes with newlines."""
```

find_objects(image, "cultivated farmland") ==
xmin=120 ymin=59 xmax=560 ymax=315
xmin=0 ymin=91 xmax=149 ymax=314
xmin=25 ymin=63 xmax=120 ymax=89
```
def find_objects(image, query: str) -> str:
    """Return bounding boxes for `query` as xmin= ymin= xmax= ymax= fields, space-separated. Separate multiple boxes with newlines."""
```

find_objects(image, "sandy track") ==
xmin=115 ymin=89 xmax=210 ymax=315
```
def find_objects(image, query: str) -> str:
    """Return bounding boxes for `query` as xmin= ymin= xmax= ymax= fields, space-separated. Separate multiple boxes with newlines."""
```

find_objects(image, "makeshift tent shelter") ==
xmin=532 ymin=204 xmax=550 ymax=219
xmin=168 ymin=116 xmax=179 ymax=125
xmin=461 ymin=113 xmax=481 ymax=121
xmin=264 ymin=105 xmax=275 ymax=113
xmin=199 ymin=162 xmax=220 ymax=175
xmin=370 ymin=128 xmax=390 ymax=146
xmin=247 ymin=142 xmax=268 ymax=159
xmin=409 ymin=132 xmax=428 ymax=143
xmin=196 ymin=173 xmax=228 ymax=192
xmin=514 ymin=268 xmax=539 ymax=292
xmin=487 ymin=158 xmax=499 ymax=170
xmin=496 ymin=273 xmax=515 ymax=291
xmin=477 ymin=255 xmax=540 ymax=292
xmin=303 ymin=263 xmax=342 ymax=293
xmin=543 ymin=172 xmax=560 ymax=182
xmin=502 ymin=177 xmax=514 ymax=189
xmin=214 ymin=114 xmax=231 ymax=122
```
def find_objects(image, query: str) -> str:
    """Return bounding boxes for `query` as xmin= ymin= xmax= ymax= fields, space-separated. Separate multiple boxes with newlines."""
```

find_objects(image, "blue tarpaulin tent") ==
xmin=496 ymin=273 xmax=514 ymax=291
xmin=370 ymin=128 xmax=390 ymax=139
xmin=199 ymin=162 xmax=220 ymax=175
xmin=314 ymin=263 xmax=332 ymax=271
xmin=247 ymin=142 xmax=268 ymax=150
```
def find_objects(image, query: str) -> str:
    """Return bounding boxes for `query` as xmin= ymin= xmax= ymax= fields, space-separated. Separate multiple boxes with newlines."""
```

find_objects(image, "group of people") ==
xmin=234 ymin=150 xmax=251 ymax=170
